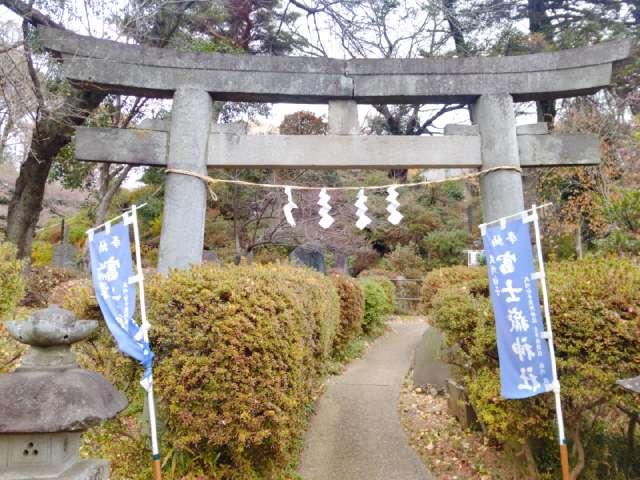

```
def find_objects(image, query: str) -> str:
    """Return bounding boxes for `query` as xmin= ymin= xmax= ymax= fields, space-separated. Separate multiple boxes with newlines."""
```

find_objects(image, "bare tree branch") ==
xmin=0 ymin=0 xmax=64 ymax=28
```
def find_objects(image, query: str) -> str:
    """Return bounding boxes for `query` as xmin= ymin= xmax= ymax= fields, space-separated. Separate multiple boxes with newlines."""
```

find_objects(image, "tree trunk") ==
xmin=232 ymin=183 xmax=242 ymax=263
xmin=527 ymin=0 xmax=557 ymax=128
xmin=523 ymin=439 xmax=541 ymax=479
xmin=575 ymin=217 xmax=583 ymax=259
xmin=569 ymin=429 xmax=586 ymax=480
xmin=3 ymin=0 xmax=193 ymax=258
xmin=443 ymin=0 xmax=466 ymax=55
xmin=6 ymin=89 xmax=105 ymax=258
xmin=94 ymin=165 xmax=133 ymax=226
xmin=0 ymin=113 xmax=13 ymax=163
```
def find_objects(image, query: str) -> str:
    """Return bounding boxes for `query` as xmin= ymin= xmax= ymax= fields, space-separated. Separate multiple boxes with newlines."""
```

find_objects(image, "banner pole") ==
xmin=530 ymin=204 xmax=570 ymax=480
xmin=130 ymin=204 xmax=162 ymax=480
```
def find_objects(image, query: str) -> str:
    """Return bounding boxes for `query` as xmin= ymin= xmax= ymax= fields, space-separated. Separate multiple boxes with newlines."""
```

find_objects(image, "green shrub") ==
xmin=359 ymin=278 xmax=393 ymax=335
xmin=328 ymin=273 xmax=364 ymax=356
xmin=359 ymin=271 xmax=397 ymax=313
xmin=379 ymin=242 xmax=427 ymax=280
xmin=31 ymin=240 xmax=54 ymax=266
xmin=67 ymin=263 xmax=340 ymax=479
xmin=420 ymin=265 xmax=485 ymax=310
xmin=0 ymin=241 xmax=25 ymax=320
xmin=430 ymin=257 xmax=640 ymax=479
xmin=423 ymin=229 xmax=468 ymax=269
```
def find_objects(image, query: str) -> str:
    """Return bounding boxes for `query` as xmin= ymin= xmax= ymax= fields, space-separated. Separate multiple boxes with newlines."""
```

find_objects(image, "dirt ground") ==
xmin=399 ymin=373 xmax=520 ymax=480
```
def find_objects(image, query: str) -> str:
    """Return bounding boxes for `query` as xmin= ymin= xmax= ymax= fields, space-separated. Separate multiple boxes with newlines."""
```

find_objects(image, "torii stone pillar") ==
xmin=158 ymin=87 xmax=213 ymax=273
xmin=475 ymin=94 xmax=525 ymax=223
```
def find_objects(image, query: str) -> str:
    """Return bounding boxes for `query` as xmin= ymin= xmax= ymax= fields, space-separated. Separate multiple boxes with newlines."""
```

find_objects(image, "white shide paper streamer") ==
xmin=386 ymin=186 xmax=403 ymax=225
xmin=318 ymin=188 xmax=335 ymax=229
xmin=283 ymin=186 xmax=298 ymax=226
xmin=354 ymin=188 xmax=372 ymax=230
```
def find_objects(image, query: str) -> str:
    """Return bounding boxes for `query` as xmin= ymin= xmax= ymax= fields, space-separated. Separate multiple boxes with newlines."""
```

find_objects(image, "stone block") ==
xmin=289 ymin=243 xmax=325 ymax=273
xmin=413 ymin=327 xmax=450 ymax=389
xmin=328 ymin=100 xmax=359 ymax=135
xmin=446 ymin=379 xmax=478 ymax=429
xmin=443 ymin=124 xmax=478 ymax=136
xmin=202 ymin=250 xmax=220 ymax=264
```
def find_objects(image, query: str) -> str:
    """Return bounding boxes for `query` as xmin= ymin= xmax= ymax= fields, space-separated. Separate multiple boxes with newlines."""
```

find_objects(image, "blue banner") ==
xmin=88 ymin=221 xmax=153 ymax=382
xmin=481 ymin=217 xmax=553 ymax=399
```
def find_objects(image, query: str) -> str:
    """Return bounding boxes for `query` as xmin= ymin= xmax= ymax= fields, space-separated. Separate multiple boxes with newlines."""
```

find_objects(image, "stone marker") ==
xmin=333 ymin=251 xmax=349 ymax=274
xmin=413 ymin=327 xmax=451 ymax=390
xmin=289 ymin=243 xmax=325 ymax=273
xmin=0 ymin=306 xmax=127 ymax=479
xmin=447 ymin=379 xmax=478 ymax=430
xmin=202 ymin=249 xmax=220 ymax=265
xmin=52 ymin=224 xmax=78 ymax=269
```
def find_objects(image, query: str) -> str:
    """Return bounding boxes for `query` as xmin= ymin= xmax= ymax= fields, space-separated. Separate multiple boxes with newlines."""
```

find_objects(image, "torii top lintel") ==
xmin=38 ymin=27 xmax=632 ymax=104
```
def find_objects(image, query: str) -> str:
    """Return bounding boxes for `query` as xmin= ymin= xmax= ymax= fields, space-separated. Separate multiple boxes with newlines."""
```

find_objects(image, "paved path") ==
xmin=298 ymin=321 xmax=433 ymax=480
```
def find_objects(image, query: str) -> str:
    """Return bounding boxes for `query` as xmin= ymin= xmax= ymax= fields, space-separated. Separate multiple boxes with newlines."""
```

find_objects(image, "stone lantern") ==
xmin=0 ymin=306 xmax=127 ymax=479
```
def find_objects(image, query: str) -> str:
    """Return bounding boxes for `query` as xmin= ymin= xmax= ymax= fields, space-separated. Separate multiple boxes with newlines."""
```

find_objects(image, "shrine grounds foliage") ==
xmin=328 ymin=273 xmax=365 ymax=357
xmin=422 ymin=258 xmax=640 ymax=479
xmin=0 ymin=240 xmax=25 ymax=319
xmin=358 ymin=277 xmax=396 ymax=335
xmin=61 ymin=263 xmax=392 ymax=479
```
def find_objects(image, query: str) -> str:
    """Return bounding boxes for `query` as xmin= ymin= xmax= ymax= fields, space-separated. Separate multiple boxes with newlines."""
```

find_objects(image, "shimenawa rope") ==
xmin=165 ymin=165 xmax=522 ymax=201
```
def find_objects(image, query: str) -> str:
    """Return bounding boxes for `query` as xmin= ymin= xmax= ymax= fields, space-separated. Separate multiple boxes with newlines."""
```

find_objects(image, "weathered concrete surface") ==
xmin=518 ymin=134 xmax=600 ymax=167
xmin=412 ymin=327 xmax=450 ymax=390
xmin=5 ymin=306 xmax=96 ymax=347
xmin=75 ymin=126 xmax=168 ymax=165
xmin=0 ymin=368 xmax=127 ymax=433
xmin=0 ymin=432 xmax=109 ymax=480
xmin=38 ymin=26 xmax=631 ymax=103
xmin=328 ymin=100 xmax=359 ymax=135
xmin=298 ymin=321 xmax=432 ymax=480
xmin=476 ymin=94 xmax=525 ymax=222
xmin=443 ymin=123 xmax=478 ymax=136
xmin=158 ymin=87 xmax=212 ymax=273
xmin=75 ymin=126 xmax=601 ymax=169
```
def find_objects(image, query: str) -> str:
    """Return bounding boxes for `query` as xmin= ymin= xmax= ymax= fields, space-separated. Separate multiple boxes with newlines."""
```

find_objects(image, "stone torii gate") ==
xmin=37 ymin=27 xmax=632 ymax=272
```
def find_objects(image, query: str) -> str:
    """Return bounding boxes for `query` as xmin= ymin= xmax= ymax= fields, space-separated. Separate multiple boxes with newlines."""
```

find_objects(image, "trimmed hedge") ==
xmin=358 ymin=277 xmax=393 ymax=335
xmin=420 ymin=265 xmax=484 ymax=310
xmin=328 ymin=273 xmax=365 ymax=356
xmin=427 ymin=258 xmax=640 ymax=478
xmin=0 ymin=241 xmax=25 ymax=320
xmin=66 ymin=263 xmax=342 ymax=479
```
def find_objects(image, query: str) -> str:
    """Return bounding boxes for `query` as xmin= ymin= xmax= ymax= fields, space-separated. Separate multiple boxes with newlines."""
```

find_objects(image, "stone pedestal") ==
xmin=0 ymin=306 xmax=127 ymax=480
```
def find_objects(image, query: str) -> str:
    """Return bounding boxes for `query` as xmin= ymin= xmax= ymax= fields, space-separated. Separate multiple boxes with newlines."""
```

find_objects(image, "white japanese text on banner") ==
xmin=482 ymin=218 xmax=553 ymax=399
xmin=88 ymin=221 xmax=154 ymax=386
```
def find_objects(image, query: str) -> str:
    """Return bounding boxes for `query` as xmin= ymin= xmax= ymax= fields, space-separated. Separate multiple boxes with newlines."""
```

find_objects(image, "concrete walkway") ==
xmin=298 ymin=320 xmax=433 ymax=480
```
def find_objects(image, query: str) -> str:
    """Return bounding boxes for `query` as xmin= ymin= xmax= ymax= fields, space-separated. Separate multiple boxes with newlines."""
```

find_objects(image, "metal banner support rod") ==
xmin=129 ymin=204 xmax=162 ymax=480
xmin=530 ymin=203 xmax=570 ymax=480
